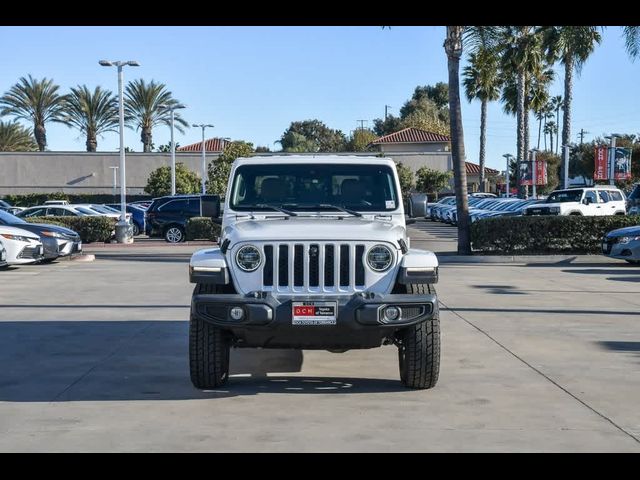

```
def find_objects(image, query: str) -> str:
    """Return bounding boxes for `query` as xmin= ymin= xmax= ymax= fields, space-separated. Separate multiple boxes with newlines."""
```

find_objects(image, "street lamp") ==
xmin=99 ymin=59 xmax=140 ymax=243
xmin=530 ymin=148 xmax=540 ymax=199
xmin=604 ymin=134 xmax=623 ymax=186
xmin=562 ymin=143 xmax=577 ymax=189
xmin=502 ymin=154 xmax=513 ymax=198
xmin=192 ymin=123 xmax=214 ymax=195
xmin=158 ymin=103 xmax=186 ymax=196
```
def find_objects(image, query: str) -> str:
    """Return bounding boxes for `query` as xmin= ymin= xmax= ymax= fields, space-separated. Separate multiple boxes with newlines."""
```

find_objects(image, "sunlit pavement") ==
xmin=0 ymin=226 xmax=638 ymax=452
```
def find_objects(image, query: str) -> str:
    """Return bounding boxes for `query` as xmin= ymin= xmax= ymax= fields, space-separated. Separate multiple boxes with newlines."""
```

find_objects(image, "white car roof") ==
xmin=233 ymin=155 xmax=398 ymax=169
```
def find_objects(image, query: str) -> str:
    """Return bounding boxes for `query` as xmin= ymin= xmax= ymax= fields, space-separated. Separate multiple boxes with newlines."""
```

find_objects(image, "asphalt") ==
xmin=0 ymin=223 xmax=639 ymax=452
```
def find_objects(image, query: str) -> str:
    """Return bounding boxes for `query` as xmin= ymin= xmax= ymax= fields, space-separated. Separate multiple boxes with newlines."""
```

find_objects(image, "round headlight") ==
xmin=367 ymin=245 xmax=393 ymax=272
xmin=236 ymin=245 xmax=262 ymax=271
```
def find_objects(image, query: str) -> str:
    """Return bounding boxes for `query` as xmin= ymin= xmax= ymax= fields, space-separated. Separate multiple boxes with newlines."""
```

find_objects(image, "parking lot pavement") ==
xmin=1 ymin=241 xmax=639 ymax=451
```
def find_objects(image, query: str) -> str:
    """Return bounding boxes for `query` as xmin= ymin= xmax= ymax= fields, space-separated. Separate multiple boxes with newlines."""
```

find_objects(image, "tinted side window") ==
xmin=159 ymin=200 xmax=187 ymax=213
xmin=23 ymin=208 xmax=46 ymax=217
xmin=186 ymin=199 xmax=201 ymax=215
xmin=598 ymin=191 xmax=609 ymax=203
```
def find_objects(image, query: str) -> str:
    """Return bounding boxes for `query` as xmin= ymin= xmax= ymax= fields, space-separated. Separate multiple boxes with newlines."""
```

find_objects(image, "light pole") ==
xmin=605 ymin=134 xmax=622 ymax=186
xmin=109 ymin=166 xmax=119 ymax=203
xmin=530 ymin=149 xmax=539 ymax=199
xmin=99 ymin=59 xmax=139 ymax=243
xmin=502 ymin=153 xmax=513 ymax=198
xmin=192 ymin=123 xmax=214 ymax=195
xmin=562 ymin=143 xmax=576 ymax=189
xmin=158 ymin=103 xmax=186 ymax=196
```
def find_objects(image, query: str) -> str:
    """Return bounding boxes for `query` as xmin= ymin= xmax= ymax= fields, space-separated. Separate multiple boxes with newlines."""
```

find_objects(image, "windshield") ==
xmin=229 ymin=164 xmax=399 ymax=212
xmin=93 ymin=205 xmax=119 ymax=214
xmin=74 ymin=207 xmax=96 ymax=215
xmin=546 ymin=190 xmax=583 ymax=203
xmin=0 ymin=209 xmax=26 ymax=224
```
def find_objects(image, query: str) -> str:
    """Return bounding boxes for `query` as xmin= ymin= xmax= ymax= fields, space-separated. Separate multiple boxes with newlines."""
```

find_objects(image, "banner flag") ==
xmin=594 ymin=146 xmax=609 ymax=180
xmin=613 ymin=147 xmax=632 ymax=180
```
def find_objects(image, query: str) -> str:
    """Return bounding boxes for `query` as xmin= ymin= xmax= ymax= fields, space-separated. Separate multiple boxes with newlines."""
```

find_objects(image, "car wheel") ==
xmin=131 ymin=222 xmax=140 ymax=236
xmin=189 ymin=283 xmax=231 ymax=389
xmin=625 ymin=259 xmax=640 ymax=265
xmin=397 ymin=283 xmax=440 ymax=390
xmin=165 ymin=225 xmax=184 ymax=243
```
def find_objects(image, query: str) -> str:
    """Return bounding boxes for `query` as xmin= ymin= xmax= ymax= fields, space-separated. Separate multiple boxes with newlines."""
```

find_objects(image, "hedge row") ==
xmin=25 ymin=216 xmax=116 ymax=243
xmin=3 ymin=193 xmax=152 ymax=208
xmin=471 ymin=215 xmax=640 ymax=254
xmin=186 ymin=217 xmax=221 ymax=241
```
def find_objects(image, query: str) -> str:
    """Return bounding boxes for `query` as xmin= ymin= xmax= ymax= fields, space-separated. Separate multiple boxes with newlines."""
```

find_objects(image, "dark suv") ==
xmin=146 ymin=195 xmax=220 ymax=243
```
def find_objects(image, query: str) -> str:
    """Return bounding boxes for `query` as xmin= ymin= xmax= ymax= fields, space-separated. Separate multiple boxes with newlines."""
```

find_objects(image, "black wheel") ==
xmin=397 ymin=283 xmax=440 ymax=390
xmin=189 ymin=283 xmax=230 ymax=389
xmin=625 ymin=259 xmax=640 ymax=265
xmin=165 ymin=225 xmax=185 ymax=243
xmin=131 ymin=222 xmax=140 ymax=236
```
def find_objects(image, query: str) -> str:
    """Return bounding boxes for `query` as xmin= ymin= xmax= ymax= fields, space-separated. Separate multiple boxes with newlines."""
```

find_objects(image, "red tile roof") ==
xmin=177 ymin=138 xmax=230 ymax=153
xmin=370 ymin=127 xmax=451 ymax=145
xmin=466 ymin=162 xmax=499 ymax=175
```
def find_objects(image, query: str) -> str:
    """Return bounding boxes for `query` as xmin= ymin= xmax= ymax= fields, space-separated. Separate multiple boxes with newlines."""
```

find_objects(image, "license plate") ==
xmin=292 ymin=301 xmax=337 ymax=325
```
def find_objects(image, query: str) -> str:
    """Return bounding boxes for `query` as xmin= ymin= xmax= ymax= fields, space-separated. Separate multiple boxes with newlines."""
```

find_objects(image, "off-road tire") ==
xmin=189 ymin=283 xmax=230 ymax=389
xmin=398 ymin=283 xmax=440 ymax=389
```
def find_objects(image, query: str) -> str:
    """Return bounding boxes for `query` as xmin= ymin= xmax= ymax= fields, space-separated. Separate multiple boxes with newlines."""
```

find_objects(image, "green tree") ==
xmin=415 ymin=167 xmax=452 ymax=200
xmin=463 ymin=47 xmax=502 ymax=191
xmin=124 ymin=79 xmax=188 ymax=152
xmin=395 ymin=162 xmax=415 ymax=196
xmin=208 ymin=140 xmax=254 ymax=195
xmin=144 ymin=162 xmax=201 ymax=197
xmin=278 ymin=120 xmax=347 ymax=152
xmin=542 ymin=27 xmax=602 ymax=152
xmin=347 ymin=129 xmax=377 ymax=151
xmin=399 ymin=110 xmax=450 ymax=137
xmin=61 ymin=85 xmax=118 ymax=152
xmin=157 ymin=142 xmax=180 ymax=152
xmin=372 ymin=114 xmax=402 ymax=136
xmin=622 ymin=26 xmax=640 ymax=58
xmin=549 ymin=95 xmax=563 ymax=154
xmin=0 ymin=120 xmax=37 ymax=151
xmin=400 ymin=84 xmax=450 ymax=122
xmin=254 ymin=145 xmax=271 ymax=153
xmin=0 ymin=75 xmax=67 ymax=151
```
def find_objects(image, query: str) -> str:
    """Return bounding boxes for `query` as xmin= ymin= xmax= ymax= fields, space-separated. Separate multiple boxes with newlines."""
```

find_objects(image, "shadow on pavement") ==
xmin=0 ymin=321 xmax=403 ymax=402
xmin=596 ymin=341 xmax=640 ymax=362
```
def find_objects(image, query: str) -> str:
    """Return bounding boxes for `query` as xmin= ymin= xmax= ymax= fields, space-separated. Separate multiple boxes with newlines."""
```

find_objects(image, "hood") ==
xmin=22 ymin=223 xmax=79 ymax=238
xmin=606 ymin=225 xmax=640 ymax=238
xmin=0 ymin=225 xmax=41 ymax=239
xmin=223 ymin=217 xmax=405 ymax=246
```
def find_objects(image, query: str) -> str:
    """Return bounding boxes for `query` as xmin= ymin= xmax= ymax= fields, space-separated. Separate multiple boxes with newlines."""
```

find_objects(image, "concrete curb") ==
xmin=437 ymin=254 xmax=614 ymax=264
xmin=70 ymin=254 xmax=96 ymax=262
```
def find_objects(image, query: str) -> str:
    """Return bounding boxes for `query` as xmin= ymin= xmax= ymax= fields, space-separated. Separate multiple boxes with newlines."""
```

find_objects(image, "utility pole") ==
xmin=578 ymin=128 xmax=589 ymax=145
xmin=356 ymin=120 xmax=367 ymax=130
xmin=385 ymin=105 xmax=392 ymax=120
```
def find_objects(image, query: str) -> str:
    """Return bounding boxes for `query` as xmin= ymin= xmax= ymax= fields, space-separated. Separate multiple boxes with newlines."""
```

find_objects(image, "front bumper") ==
xmin=602 ymin=237 xmax=640 ymax=261
xmin=56 ymin=237 xmax=82 ymax=257
xmin=192 ymin=291 xmax=438 ymax=349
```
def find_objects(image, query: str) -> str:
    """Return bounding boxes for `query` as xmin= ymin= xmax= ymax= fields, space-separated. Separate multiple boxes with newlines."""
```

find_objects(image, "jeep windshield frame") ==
xmin=545 ymin=189 xmax=583 ymax=203
xmin=229 ymin=163 xmax=400 ymax=213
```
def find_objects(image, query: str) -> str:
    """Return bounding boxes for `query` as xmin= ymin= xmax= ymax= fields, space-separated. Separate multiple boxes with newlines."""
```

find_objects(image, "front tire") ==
xmin=397 ymin=283 xmax=440 ymax=390
xmin=165 ymin=225 xmax=184 ymax=243
xmin=189 ymin=283 xmax=230 ymax=389
xmin=625 ymin=259 xmax=640 ymax=265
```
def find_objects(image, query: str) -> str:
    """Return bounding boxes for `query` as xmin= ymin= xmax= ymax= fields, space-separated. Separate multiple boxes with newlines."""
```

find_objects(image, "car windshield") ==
xmin=74 ymin=207 xmax=95 ymax=215
xmin=229 ymin=163 xmax=399 ymax=212
xmin=0 ymin=209 xmax=26 ymax=224
xmin=93 ymin=205 xmax=119 ymax=213
xmin=546 ymin=190 xmax=583 ymax=203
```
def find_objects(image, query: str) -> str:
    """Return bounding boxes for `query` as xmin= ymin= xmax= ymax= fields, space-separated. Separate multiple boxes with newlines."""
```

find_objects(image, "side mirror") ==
xmin=201 ymin=195 xmax=221 ymax=218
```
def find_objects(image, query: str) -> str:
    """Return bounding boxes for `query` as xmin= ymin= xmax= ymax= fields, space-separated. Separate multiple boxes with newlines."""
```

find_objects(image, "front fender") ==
xmin=189 ymin=247 xmax=230 ymax=284
xmin=397 ymin=248 xmax=439 ymax=284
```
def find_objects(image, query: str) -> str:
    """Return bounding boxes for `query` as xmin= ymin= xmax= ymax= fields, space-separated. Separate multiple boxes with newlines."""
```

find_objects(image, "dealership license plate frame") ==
xmin=292 ymin=301 xmax=337 ymax=325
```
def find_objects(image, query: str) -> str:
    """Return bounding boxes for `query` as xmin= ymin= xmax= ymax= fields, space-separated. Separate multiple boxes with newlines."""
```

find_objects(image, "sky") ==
xmin=0 ymin=26 xmax=638 ymax=172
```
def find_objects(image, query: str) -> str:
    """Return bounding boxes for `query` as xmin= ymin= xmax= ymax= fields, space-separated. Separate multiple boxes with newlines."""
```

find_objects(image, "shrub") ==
xmin=185 ymin=217 xmax=221 ymax=241
xmin=25 ymin=216 xmax=116 ymax=243
xmin=471 ymin=215 xmax=640 ymax=254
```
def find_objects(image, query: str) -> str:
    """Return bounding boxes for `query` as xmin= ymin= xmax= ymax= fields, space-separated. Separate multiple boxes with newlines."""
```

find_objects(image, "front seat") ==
xmin=260 ymin=178 xmax=287 ymax=204
xmin=340 ymin=179 xmax=366 ymax=205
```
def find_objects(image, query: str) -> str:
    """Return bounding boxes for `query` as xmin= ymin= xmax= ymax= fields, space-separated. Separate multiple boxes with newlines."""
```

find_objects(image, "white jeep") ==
xmin=523 ymin=186 xmax=627 ymax=216
xmin=188 ymin=156 xmax=440 ymax=389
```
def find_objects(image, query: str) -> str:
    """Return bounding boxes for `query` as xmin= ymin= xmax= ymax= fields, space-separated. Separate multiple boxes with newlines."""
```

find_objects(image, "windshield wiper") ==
xmin=283 ymin=203 xmax=362 ymax=218
xmin=254 ymin=204 xmax=297 ymax=216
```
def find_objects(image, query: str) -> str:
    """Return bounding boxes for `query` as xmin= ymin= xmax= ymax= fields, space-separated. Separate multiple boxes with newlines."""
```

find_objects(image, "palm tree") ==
xmin=529 ymin=68 xmax=554 ymax=149
xmin=62 ymin=85 xmax=118 ymax=152
xmin=0 ymin=75 xmax=67 ymax=151
xmin=0 ymin=120 xmax=37 ymax=151
xmin=124 ymin=79 xmax=188 ymax=152
xmin=622 ymin=26 xmax=640 ymax=58
xmin=544 ymin=121 xmax=557 ymax=153
xmin=549 ymin=95 xmax=563 ymax=155
xmin=542 ymin=27 xmax=602 ymax=153
xmin=463 ymin=47 xmax=502 ymax=192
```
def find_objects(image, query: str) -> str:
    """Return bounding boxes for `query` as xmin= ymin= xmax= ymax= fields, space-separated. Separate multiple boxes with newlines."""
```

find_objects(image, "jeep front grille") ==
xmin=261 ymin=242 xmax=366 ymax=293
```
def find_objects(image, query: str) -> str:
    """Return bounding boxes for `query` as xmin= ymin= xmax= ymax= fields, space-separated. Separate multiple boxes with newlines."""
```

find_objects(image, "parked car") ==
xmin=146 ymin=194 xmax=220 ymax=243
xmin=0 ymin=225 xmax=44 ymax=265
xmin=602 ymin=224 xmax=640 ymax=264
xmin=17 ymin=205 xmax=95 ymax=218
xmin=43 ymin=200 xmax=70 ymax=205
xmin=0 ymin=209 xmax=82 ymax=261
xmin=0 ymin=241 xmax=7 ymax=268
xmin=130 ymin=200 xmax=152 ymax=209
xmin=523 ymin=187 xmax=627 ymax=216
xmin=72 ymin=204 xmax=131 ymax=222
xmin=0 ymin=199 xmax=13 ymax=211
xmin=105 ymin=203 xmax=146 ymax=236
xmin=629 ymin=205 xmax=640 ymax=216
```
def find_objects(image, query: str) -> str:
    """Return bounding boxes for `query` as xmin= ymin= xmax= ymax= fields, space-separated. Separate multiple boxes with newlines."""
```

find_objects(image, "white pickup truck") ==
xmin=188 ymin=156 xmax=440 ymax=390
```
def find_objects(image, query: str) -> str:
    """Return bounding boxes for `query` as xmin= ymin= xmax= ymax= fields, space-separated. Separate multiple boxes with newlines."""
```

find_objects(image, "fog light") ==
xmin=384 ymin=306 xmax=400 ymax=322
xmin=230 ymin=307 xmax=244 ymax=320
